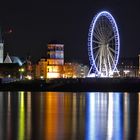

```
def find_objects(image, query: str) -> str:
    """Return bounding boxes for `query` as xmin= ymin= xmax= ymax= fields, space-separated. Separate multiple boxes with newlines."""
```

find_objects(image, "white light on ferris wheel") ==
xmin=88 ymin=11 xmax=120 ymax=77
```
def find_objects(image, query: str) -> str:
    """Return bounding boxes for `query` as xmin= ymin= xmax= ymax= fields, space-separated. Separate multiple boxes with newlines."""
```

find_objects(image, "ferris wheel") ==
xmin=88 ymin=11 xmax=120 ymax=77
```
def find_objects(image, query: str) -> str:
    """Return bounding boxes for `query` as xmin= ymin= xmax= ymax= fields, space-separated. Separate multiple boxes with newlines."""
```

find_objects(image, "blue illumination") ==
xmin=85 ymin=92 xmax=123 ymax=140
xmin=88 ymin=11 xmax=120 ymax=74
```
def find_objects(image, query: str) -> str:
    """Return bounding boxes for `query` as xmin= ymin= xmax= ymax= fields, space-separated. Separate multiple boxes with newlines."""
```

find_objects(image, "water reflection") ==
xmin=0 ymin=92 xmax=3 ymax=139
xmin=18 ymin=92 xmax=25 ymax=140
xmin=85 ymin=92 xmax=123 ymax=140
xmin=26 ymin=92 xmax=32 ymax=140
xmin=123 ymin=92 xmax=130 ymax=140
xmin=7 ymin=92 xmax=12 ymax=140
xmin=44 ymin=92 xmax=63 ymax=140
xmin=136 ymin=92 xmax=140 ymax=140
xmin=0 ymin=92 xmax=139 ymax=140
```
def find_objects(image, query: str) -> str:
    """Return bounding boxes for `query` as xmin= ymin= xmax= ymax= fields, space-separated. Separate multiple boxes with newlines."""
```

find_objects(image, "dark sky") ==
xmin=0 ymin=0 xmax=140 ymax=64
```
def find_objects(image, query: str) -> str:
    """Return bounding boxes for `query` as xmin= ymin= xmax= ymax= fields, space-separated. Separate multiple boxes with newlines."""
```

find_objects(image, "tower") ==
xmin=47 ymin=43 xmax=64 ymax=65
xmin=47 ymin=41 xmax=64 ymax=78
xmin=0 ymin=28 xmax=4 ymax=63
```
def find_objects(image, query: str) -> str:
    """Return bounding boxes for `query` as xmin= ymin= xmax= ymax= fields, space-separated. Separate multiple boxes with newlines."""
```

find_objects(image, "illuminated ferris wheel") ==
xmin=88 ymin=11 xmax=120 ymax=77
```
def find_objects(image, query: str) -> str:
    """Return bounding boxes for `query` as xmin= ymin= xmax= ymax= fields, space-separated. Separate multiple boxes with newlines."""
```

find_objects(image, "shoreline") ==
xmin=0 ymin=77 xmax=140 ymax=92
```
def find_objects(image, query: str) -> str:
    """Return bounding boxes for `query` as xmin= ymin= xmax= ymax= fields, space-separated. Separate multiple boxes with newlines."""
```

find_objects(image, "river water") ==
xmin=0 ymin=92 xmax=139 ymax=140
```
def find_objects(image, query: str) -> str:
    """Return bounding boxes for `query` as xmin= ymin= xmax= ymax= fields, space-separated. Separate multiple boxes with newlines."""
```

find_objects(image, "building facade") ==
xmin=64 ymin=63 xmax=89 ymax=78
xmin=35 ymin=43 xmax=64 ymax=79
xmin=47 ymin=43 xmax=64 ymax=78
xmin=35 ymin=42 xmax=89 ymax=79
xmin=118 ymin=57 xmax=139 ymax=77
xmin=36 ymin=58 xmax=47 ymax=79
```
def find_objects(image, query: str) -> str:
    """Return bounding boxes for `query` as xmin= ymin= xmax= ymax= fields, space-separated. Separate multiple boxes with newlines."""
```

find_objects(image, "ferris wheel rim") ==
xmin=88 ymin=11 xmax=120 ymax=76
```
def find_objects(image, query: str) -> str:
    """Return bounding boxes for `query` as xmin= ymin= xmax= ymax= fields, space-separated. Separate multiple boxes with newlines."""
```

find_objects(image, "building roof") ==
xmin=48 ymin=40 xmax=63 ymax=45
xmin=11 ymin=56 xmax=23 ymax=66
xmin=3 ymin=53 xmax=23 ymax=66
xmin=4 ymin=53 xmax=12 ymax=63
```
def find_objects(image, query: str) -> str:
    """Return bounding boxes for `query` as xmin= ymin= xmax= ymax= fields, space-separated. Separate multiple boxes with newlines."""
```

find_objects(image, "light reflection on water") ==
xmin=85 ymin=92 xmax=123 ymax=140
xmin=0 ymin=92 xmax=139 ymax=140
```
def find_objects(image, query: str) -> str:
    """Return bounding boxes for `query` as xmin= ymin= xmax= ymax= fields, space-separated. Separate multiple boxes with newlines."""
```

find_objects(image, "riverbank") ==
xmin=0 ymin=77 xmax=140 ymax=92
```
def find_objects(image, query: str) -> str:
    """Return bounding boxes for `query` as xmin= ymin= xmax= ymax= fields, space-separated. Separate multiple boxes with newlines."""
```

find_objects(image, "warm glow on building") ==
xmin=35 ymin=42 xmax=64 ymax=79
xmin=47 ymin=72 xmax=61 ymax=78
xmin=64 ymin=63 xmax=89 ymax=78
xmin=35 ymin=58 xmax=47 ymax=79
xmin=47 ymin=43 xmax=64 ymax=78
xmin=35 ymin=42 xmax=89 ymax=79
xmin=47 ymin=65 xmax=63 ymax=78
xmin=63 ymin=63 xmax=75 ymax=78
xmin=47 ymin=59 xmax=64 ymax=65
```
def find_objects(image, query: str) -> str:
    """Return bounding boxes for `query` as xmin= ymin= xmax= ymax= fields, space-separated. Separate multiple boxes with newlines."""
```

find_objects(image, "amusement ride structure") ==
xmin=88 ymin=11 xmax=120 ymax=77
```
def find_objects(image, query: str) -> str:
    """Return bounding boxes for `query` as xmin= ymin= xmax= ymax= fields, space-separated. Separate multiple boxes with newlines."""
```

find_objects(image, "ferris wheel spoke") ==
xmin=108 ymin=46 xmax=115 ymax=53
xmin=105 ymin=23 xmax=113 ymax=39
xmin=96 ymin=52 xmax=101 ymax=71
xmin=103 ymin=56 xmax=108 ymax=76
xmin=106 ymin=29 xmax=113 ymax=40
xmin=98 ymin=22 xmax=105 ymax=40
xmin=100 ymin=27 xmax=106 ymax=40
xmin=95 ymin=53 xmax=101 ymax=71
xmin=108 ymin=35 xmax=115 ymax=42
xmin=106 ymin=29 xmax=112 ymax=36
xmin=96 ymin=57 xmax=100 ymax=71
xmin=94 ymin=47 xmax=101 ymax=62
xmin=96 ymin=46 xmax=102 ymax=73
xmin=102 ymin=19 xmax=107 ymax=31
xmin=104 ymin=27 xmax=112 ymax=41
xmin=92 ymin=40 xmax=102 ymax=45
xmin=107 ymin=54 xmax=112 ymax=72
xmin=96 ymin=22 xmax=105 ymax=40
xmin=93 ymin=30 xmax=103 ymax=41
xmin=93 ymin=46 xmax=100 ymax=50
xmin=107 ymin=48 xmax=116 ymax=66
xmin=105 ymin=50 xmax=110 ymax=75
xmin=93 ymin=28 xmax=101 ymax=40
xmin=107 ymin=48 xmax=113 ymax=72
xmin=94 ymin=26 xmax=104 ymax=41
xmin=100 ymin=19 xmax=108 ymax=40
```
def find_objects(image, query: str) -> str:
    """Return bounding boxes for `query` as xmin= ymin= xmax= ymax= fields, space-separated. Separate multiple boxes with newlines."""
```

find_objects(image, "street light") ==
xmin=19 ymin=68 xmax=25 ymax=80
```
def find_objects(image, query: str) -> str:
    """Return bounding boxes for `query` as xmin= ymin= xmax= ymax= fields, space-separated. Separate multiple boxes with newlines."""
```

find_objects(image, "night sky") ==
xmin=0 ymin=0 xmax=140 ymax=64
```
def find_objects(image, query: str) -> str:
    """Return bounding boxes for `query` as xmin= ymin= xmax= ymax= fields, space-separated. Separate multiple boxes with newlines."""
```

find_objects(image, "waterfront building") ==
xmin=22 ymin=56 xmax=33 ymax=79
xmin=36 ymin=58 xmax=64 ymax=79
xmin=75 ymin=64 xmax=89 ymax=78
xmin=0 ymin=63 xmax=19 ymax=79
xmin=63 ymin=63 xmax=89 ymax=78
xmin=47 ymin=43 xmax=64 ymax=78
xmin=3 ymin=53 xmax=23 ymax=66
xmin=35 ymin=58 xmax=47 ymax=79
xmin=118 ymin=57 xmax=139 ymax=77
xmin=63 ymin=63 xmax=75 ymax=78
xmin=4 ymin=53 xmax=12 ymax=63
xmin=36 ymin=42 xmax=64 ymax=79
xmin=0 ymin=53 xmax=25 ymax=79
xmin=35 ymin=41 xmax=89 ymax=79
